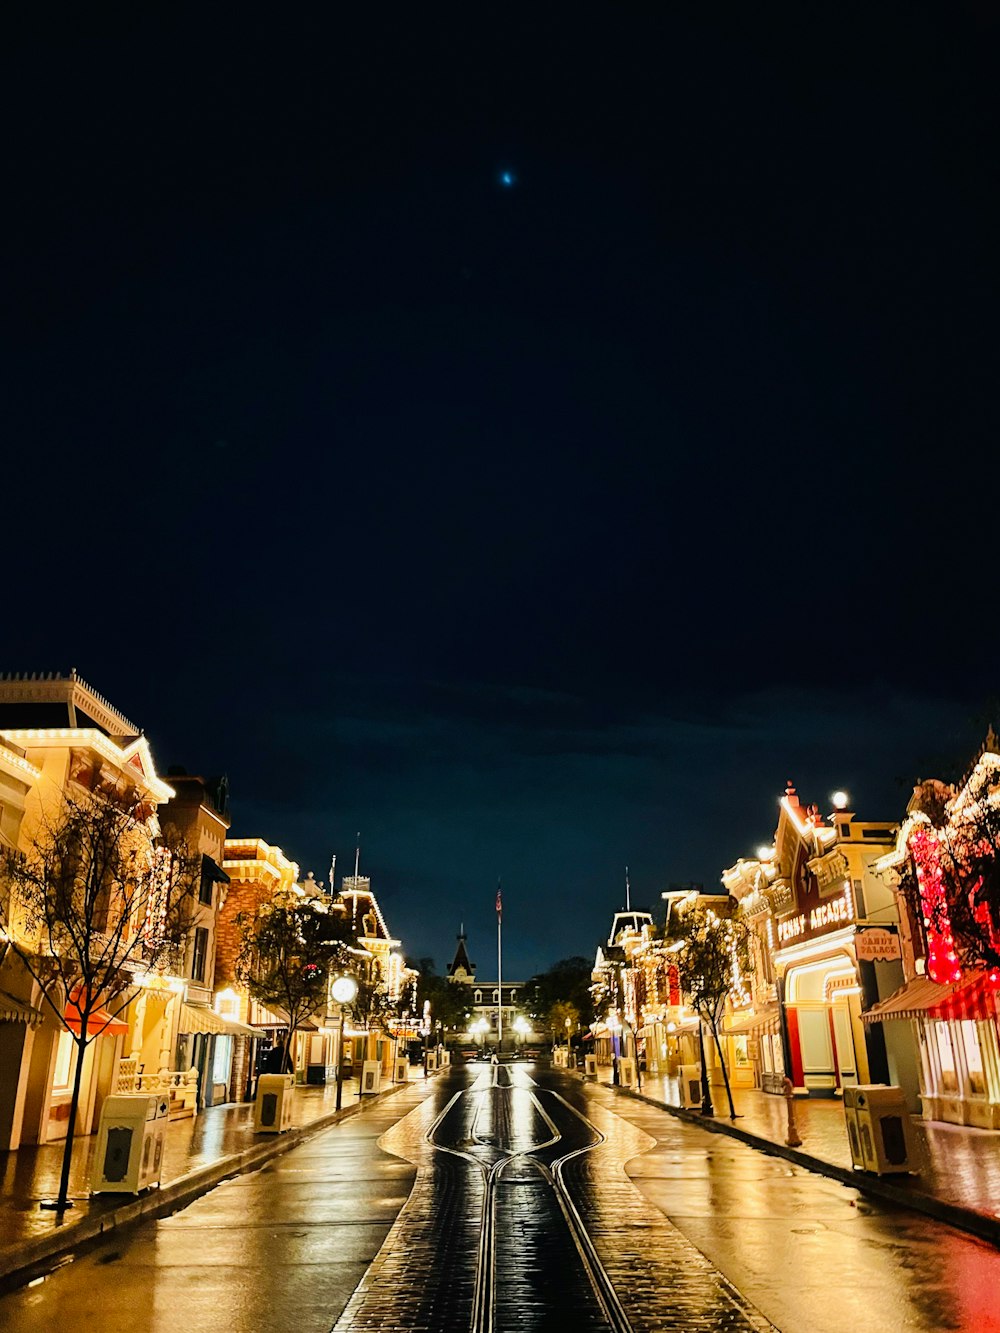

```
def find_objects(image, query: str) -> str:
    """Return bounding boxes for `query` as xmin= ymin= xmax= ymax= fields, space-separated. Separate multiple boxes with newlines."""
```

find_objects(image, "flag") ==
xmin=496 ymin=879 xmax=502 ymax=919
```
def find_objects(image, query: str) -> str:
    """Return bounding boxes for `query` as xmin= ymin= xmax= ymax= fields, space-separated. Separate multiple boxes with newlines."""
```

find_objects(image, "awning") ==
xmin=64 ymin=1004 xmax=129 ymax=1036
xmin=0 ymin=991 xmax=43 ymax=1026
xmin=724 ymin=1008 xmax=780 ymax=1036
xmin=927 ymin=971 xmax=998 ymax=1023
xmin=860 ymin=975 xmax=958 ymax=1023
xmin=249 ymin=1004 xmax=318 ymax=1032
xmin=201 ymin=854 xmax=230 ymax=885
xmin=178 ymin=1002 xmax=256 ymax=1038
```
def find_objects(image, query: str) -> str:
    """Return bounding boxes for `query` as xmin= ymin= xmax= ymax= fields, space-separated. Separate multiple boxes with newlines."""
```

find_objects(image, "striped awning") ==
xmin=724 ymin=1008 xmax=780 ymax=1036
xmin=860 ymin=975 xmax=958 ymax=1023
xmin=178 ymin=1002 xmax=256 ymax=1038
xmin=0 ymin=990 xmax=43 ymax=1026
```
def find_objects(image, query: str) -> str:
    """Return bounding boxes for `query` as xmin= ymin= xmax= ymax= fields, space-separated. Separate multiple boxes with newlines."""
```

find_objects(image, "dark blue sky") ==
xmin=6 ymin=8 xmax=999 ymax=978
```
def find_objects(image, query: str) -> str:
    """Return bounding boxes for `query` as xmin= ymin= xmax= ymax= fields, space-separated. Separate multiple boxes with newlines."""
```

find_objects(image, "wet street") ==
xmin=4 ymin=1064 xmax=1000 ymax=1331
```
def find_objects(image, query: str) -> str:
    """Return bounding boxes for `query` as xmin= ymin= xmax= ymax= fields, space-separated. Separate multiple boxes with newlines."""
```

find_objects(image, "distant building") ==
xmin=446 ymin=929 xmax=534 ymax=1048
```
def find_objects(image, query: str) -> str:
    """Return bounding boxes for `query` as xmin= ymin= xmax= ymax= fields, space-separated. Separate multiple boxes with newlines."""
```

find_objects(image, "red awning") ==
xmin=928 ymin=970 xmax=999 ymax=1023
xmin=64 ymin=1004 xmax=129 ymax=1037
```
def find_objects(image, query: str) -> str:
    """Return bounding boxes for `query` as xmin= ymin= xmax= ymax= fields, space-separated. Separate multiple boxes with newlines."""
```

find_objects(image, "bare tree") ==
xmin=0 ymin=787 xmax=201 ymax=1212
xmin=235 ymin=887 xmax=352 ymax=1072
xmin=674 ymin=905 xmax=753 ymax=1120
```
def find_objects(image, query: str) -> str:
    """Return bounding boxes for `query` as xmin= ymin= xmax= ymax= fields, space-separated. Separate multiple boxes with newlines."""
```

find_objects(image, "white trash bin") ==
xmin=847 ymin=1084 xmax=919 ymax=1174
xmin=360 ymin=1060 xmax=382 ymax=1095
xmin=584 ymin=1054 xmax=597 ymax=1076
xmin=92 ymin=1093 xmax=168 ymax=1194
xmin=255 ymin=1073 xmax=294 ymax=1133
xmin=394 ymin=1057 xmax=409 ymax=1083
xmin=679 ymin=1064 xmax=703 ymax=1109
xmin=618 ymin=1056 xmax=636 ymax=1088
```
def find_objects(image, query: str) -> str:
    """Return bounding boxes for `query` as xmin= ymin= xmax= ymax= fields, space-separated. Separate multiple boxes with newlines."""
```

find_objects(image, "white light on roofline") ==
xmin=831 ymin=791 xmax=850 ymax=810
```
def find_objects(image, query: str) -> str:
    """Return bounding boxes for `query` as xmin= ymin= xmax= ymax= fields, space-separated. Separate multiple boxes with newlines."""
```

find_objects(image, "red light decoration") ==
xmin=909 ymin=825 xmax=963 ymax=985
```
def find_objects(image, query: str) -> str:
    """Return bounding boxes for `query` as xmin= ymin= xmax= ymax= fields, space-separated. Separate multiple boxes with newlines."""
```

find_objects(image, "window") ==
xmin=936 ymin=1023 xmax=959 ymax=1093
xmin=960 ymin=1021 xmax=986 ymax=1096
xmin=191 ymin=927 xmax=210 ymax=982
xmin=474 ymin=990 xmax=482 ymax=1003
xmin=199 ymin=860 xmax=216 ymax=905
xmin=53 ymin=1031 xmax=77 ymax=1092
xmin=492 ymin=990 xmax=499 ymax=1003
xmin=212 ymin=1036 xmax=232 ymax=1085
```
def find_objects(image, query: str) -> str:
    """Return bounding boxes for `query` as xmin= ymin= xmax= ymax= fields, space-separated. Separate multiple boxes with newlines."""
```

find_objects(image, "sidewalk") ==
xmin=586 ymin=1065 xmax=1000 ymax=1245
xmin=0 ymin=1068 xmax=429 ymax=1286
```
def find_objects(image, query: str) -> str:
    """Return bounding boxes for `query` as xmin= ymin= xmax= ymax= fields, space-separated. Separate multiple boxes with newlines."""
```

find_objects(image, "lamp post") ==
xmin=565 ymin=1016 xmax=572 ymax=1067
xmin=607 ymin=1010 xmax=621 ymax=1085
xmin=332 ymin=975 xmax=358 ymax=1112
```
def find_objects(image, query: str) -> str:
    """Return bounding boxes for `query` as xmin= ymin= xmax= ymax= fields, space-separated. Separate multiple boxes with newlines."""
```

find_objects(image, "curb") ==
xmin=582 ymin=1074 xmax=1000 ymax=1248
xmin=0 ymin=1077 xmax=419 ymax=1291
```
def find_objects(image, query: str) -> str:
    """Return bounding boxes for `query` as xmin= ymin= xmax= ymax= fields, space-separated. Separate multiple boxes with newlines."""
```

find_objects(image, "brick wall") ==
xmin=215 ymin=875 xmax=275 ymax=984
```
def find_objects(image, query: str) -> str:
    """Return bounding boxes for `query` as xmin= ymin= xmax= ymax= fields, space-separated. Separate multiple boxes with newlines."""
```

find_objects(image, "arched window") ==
xmin=474 ymin=990 xmax=482 ymax=1004
xmin=492 ymin=990 xmax=499 ymax=1003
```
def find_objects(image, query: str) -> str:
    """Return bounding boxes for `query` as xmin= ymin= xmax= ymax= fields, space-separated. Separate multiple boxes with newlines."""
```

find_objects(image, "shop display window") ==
xmin=936 ymin=1023 xmax=959 ymax=1093
xmin=959 ymin=1021 xmax=986 ymax=1097
xmin=733 ymin=1035 xmax=750 ymax=1069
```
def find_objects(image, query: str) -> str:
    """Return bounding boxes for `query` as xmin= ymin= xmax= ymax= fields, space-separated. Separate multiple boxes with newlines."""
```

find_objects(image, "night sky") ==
xmin=7 ymin=9 xmax=999 ymax=980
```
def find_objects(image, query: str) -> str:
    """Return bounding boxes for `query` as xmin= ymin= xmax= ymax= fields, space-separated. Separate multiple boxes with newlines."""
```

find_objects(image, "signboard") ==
xmin=855 ymin=927 xmax=901 ymax=963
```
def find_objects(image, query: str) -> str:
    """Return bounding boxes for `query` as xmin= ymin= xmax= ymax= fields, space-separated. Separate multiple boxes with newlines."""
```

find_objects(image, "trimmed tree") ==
xmin=0 ymin=788 xmax=201 ymax=1212
xmin=235 ymin=886 xmax=351 ymax=1073
xmin=674 ymin=905 xmax=753 ymax=1120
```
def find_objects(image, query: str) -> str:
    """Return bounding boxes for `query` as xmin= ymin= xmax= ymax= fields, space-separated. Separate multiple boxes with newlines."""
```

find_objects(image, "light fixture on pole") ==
xmin=331 ymin=975 xmax=358 ymax=1112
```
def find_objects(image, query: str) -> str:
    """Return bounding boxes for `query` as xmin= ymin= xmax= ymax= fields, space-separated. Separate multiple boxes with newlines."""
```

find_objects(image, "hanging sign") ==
xmin=855 ymin=927 xmax=901 ymax=962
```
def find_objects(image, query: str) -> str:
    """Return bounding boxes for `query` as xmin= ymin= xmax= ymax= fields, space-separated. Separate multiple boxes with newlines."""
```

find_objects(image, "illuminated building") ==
xmin=447 ymin=929 xmax=531 ymax=1047
xmin=724 ymin=783 xmax=899 ymax=1099
xmin=159 ymin=771 xmax=254 ymax=1107
xmin=0 ymin=671 xmax=185 ymax=1147
xmin=217 ymin=836 xmax=301 ymax=1096
xmin=867 ymin=740 xmax=1000 ymax=1127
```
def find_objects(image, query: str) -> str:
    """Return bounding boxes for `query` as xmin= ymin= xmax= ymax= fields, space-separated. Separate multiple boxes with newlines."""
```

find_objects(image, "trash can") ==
xmin=679 ymin=1064 xmax=703 ymax=1109
xmin=360 ymin=1060 xmax=381 ymax=1095
xmin=844 ymin=1084 xmax=919 ymax=1174
xmin=584 ymin=1054 xmax=598 ymax=1076
xmin=92 ymin=1093 xmax=169 ymax=1194
xmin=255 ymin=1072 xmax=294 ymax=1133
xmin=843 ymin=1085 xmax=865 ymax=1169
xmin=619 ymin=1056 xmax=636 ymax=1088
xmin=425 ymin=1050 xmax=438 ymax=1073
xmin=394 ymin=1056 xmax=409 ymax=1083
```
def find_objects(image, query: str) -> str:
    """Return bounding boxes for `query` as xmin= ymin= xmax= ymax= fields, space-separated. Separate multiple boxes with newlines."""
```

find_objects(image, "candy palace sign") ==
xmin=777 ymin=891 xmax=851 ymax=944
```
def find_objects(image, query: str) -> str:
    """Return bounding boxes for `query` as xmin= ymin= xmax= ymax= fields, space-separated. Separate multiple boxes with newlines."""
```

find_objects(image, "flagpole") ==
xmin=496 ymin=878 xmax=503 ymax=1051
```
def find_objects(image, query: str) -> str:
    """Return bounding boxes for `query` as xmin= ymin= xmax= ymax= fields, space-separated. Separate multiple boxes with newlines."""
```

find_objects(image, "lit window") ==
xmin=52 ymin=1031 xmax=77 ymax=1092
xmin=212 ymin=1036 xmax=232 ymax=1086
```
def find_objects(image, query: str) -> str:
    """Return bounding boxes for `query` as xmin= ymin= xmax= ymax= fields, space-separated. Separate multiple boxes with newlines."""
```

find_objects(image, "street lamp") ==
xmin=513 ymin=1015 xmax=529 ymax=1055
xmin=472 ymin=1016 xmax=488 ymax=1056
xmin=565 ymin=1016 xmax=572 ymax=1066
xmin=332 ymin=975 xmax=358 ymax=1112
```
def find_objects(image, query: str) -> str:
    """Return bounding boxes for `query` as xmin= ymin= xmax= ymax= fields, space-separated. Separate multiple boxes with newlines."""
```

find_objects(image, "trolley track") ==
xmin=332 ymin=1064 xmax=772 ymax=1333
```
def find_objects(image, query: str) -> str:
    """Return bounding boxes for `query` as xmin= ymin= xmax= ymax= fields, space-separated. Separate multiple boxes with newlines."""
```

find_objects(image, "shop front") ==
xmin=864 ymin=970 xmax=1000 ymax=1128
xmin=775 ymin=926 xmax=869 ymax=1096
xmin=722 ymin=1006 xmax=782 ymax=1092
